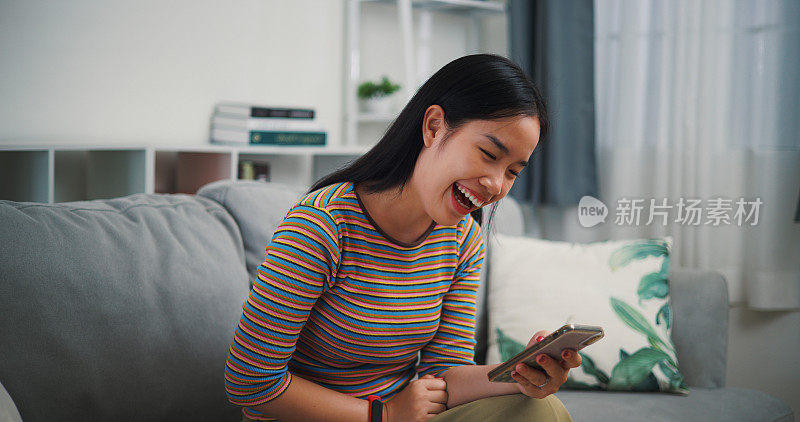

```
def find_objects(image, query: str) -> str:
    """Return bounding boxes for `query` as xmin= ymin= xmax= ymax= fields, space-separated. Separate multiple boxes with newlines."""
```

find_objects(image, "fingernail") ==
xmin=535 ymin=336 xmax=545 ymax=342
xmin=435 ymin=376 xmax=444 ymax=379
xmin=537 ymin=355 xmax=547 ymax=364
xmin=563 ymin=350 xmax=571 ymax=359
xmin=511 ymin=370 xmax=518 ymax=377
xmin=515 ymin=364 xmax=524 ymax=372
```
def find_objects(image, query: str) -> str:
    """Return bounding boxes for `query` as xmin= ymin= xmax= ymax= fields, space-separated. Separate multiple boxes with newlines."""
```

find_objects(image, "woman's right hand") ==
xmin=385 ymin=374 xmax=448 ymax=422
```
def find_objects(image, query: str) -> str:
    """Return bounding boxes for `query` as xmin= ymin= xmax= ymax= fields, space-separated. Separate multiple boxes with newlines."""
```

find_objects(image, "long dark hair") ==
xmin=310 ymin=53 xmax=548 ymax=226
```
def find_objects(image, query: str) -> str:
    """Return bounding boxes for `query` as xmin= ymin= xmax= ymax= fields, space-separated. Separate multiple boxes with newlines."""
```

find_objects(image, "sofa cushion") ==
xmin=556 ymin=387 xmax=794 ymax=422
xmin=0 ymin=194 xmax=250 ymax=421
xmin=197 ymin=180 xmax=304 ymax=287
xmin=487 ymin=234 xmax=687 ymax=393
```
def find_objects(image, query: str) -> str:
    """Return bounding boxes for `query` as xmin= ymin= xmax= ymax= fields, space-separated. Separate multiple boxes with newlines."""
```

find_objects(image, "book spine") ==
xmin=250 ymin=107 xmax=314 ymax=119
xmin=212 ymin=116 xmax=322 ymax=131
xmin=214 ymin=104 xmax=249 ymax=117
xmin=249 ymin=131 xmax=326 ymax=146
xmin=214 ymin=104 xmax=315 ymax=119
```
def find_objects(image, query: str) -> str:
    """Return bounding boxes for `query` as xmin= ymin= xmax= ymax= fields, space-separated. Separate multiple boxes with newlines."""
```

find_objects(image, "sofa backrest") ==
xmin=0 ymin=194 xmax=249 ymax=421
xmin=197 ymin=180 xmax=305 ymax=287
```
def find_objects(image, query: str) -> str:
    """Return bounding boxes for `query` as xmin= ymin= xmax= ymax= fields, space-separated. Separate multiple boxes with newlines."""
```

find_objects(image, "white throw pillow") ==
xmin=487 ymin=234 xmax=687 ymax=394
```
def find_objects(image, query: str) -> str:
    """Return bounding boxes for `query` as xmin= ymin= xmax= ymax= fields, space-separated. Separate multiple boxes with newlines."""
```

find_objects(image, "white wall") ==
xmin=0 ymin=0 xmax=344 ymax=146
xmin=0 ymin=0 xmax=507 ymax=148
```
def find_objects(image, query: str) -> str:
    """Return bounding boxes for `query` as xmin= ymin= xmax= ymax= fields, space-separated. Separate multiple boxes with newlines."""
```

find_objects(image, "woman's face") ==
xmin=413 ymin=106 xmax=541 ymax=226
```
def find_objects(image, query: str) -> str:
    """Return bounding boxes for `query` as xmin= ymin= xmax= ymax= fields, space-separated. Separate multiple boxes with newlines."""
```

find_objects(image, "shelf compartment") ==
xmin=54 ymin=149 xmax=146 ymax=202
xmin=238 ymin=153 xmax=313 ymax=189
xmin=0 ymin=150 xmax=50 ymax=203
xmin=156 ymin=151 xmax=233 ymax=194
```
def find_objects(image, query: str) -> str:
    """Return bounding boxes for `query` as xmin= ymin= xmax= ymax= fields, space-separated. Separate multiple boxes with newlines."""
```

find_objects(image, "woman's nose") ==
xmin=480 ymin=174 xmax=502 ymax=196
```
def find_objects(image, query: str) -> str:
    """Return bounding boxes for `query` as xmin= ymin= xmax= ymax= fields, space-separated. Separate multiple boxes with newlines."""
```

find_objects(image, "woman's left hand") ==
xmin=510 ymin=330 xmax=582 ymax=398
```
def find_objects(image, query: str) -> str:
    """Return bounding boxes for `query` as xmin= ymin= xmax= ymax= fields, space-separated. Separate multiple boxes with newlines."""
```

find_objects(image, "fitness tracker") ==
xmin=367 ymin=395 xmax=383 ymax=422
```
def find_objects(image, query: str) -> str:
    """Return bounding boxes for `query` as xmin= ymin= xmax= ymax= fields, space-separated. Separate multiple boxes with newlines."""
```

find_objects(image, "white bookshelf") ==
xmin=343 ymin=0 xmax=507 ymax=146
xmin=0 ymin=145 xmax=367 ymax=203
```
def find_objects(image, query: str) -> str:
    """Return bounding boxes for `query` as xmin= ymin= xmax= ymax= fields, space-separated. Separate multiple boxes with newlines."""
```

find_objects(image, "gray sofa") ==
xmin=0 ymin=180 xmax=793 ymax=422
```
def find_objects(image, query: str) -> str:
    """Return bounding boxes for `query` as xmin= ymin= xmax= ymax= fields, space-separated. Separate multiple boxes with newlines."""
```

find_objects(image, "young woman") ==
xmin=224 ymin=54 xmax=581 ymax=422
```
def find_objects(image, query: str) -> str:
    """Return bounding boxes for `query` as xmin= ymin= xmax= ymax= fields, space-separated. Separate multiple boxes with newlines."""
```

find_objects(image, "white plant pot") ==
xmin=361 ymin=96 xmax=394 ymax=115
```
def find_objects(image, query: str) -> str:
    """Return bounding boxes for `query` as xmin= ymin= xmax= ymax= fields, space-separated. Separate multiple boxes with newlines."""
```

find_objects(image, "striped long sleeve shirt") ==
xmin=224 ymin=181 xmax=485 ymax=420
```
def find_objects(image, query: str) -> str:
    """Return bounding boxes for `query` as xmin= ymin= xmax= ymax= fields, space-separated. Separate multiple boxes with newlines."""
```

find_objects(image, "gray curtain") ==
xmin=507 ymin=0 xmax=597 ymax=206
xmin=795 ymin=187 xmax=800 ymax=222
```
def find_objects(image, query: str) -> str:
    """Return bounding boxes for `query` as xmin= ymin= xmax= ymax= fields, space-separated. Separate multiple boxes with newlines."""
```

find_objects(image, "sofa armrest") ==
xmin=669 ymin=267 xmax=729 ymax=388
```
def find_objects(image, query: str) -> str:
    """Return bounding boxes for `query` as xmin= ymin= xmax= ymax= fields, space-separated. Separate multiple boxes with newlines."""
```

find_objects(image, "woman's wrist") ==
xmin=382 ymin=400 xmax=390 ymax=422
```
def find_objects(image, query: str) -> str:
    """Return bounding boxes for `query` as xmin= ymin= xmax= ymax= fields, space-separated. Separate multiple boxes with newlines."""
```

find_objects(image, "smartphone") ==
xmin=487 ymin=324 xmax=604 ymax=383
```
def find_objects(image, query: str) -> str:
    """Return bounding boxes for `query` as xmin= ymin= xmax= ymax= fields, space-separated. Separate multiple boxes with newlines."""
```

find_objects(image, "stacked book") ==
xmin=210 ymin=102 xmax=326 ymax=146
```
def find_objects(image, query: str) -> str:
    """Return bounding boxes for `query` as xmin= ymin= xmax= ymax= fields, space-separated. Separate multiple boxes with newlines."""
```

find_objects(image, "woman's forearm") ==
xmin=439 ymin=364 xmax=520 ymax=408
xmin=248 ymin=373 xmax=383 ymax=422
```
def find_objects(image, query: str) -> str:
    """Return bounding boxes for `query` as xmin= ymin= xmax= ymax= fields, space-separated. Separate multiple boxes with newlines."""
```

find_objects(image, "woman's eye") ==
xmin=509 ymin=170 xmax=520 ymax=177
xmin=480 ymin=149 xmax=496 ymax=160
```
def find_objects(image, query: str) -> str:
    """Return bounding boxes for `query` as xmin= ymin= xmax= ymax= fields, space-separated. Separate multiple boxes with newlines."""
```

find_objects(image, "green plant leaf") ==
xmin=379 ymin=76 xmax=400 ymax=94
xmin=609 ymin=239 xmax=669 ymax=270
xmin=610 ymin=297 xmax=670 ymax=351
xmin=609 ymin=347 xmax=671 ymax=390
xmin=656 ymin=303 xmax=672 ymax=329
xmin=496 ymin=328 xmax=526 ymax=362
xmin=578 ymin=352 xmax=610 ymax=385
xmin=637 ymin=271 xmax=669 ymax=300
xmin=357 ymin=82 xmax=377 ymax=99
xmin=358 ymin=76 xmax=401 ymax=99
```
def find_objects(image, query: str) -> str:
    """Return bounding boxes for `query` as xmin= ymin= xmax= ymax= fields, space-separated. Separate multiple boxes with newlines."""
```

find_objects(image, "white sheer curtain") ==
xmin=525 ymin=0 xmax=800 ymax=309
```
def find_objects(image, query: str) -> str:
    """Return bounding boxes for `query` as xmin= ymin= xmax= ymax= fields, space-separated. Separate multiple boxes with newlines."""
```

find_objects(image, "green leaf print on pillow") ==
xmin=606 ymin=239 xmax=687 ymax=392
xmin=609 ymin=297 xmax=687 ymax=392
xmin=656 ymin=303 xmax=672 ymax=329
xmin=610 ymin=298 xmax=674 ymax=354
xmin=637 ymin=270 xmax=669 ymax=301
xmin=608 ymin=239 xmax=669 ymax=271
xmin=496 ymin=328 xmax=526 ymax=362
xmin=609 ymin=347 xmax=671 ymax=390
xmin=578 ymin=352 xmax=610 ymax=385
xmin=562 ymin=351 xmax=609 ymax=390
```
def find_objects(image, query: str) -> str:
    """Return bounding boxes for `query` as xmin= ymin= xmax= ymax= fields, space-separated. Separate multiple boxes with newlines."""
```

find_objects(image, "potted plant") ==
xmin=357 ymin=76 xmax=401 ymax=114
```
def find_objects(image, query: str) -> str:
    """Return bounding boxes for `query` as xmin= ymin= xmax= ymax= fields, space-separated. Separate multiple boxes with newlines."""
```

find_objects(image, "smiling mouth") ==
xmin=452 ymin=183 xmax=484 ymax=212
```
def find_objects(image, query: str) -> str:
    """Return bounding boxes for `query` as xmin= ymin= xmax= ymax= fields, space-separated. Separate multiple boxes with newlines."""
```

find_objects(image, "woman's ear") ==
xmin=422 ymin=105 xmax=446 ymax=148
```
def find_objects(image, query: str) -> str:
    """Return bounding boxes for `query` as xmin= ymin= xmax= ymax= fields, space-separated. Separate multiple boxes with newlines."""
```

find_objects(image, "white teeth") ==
xmin=456 ymin=184 xmax=484 ymax=208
